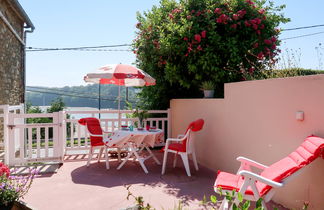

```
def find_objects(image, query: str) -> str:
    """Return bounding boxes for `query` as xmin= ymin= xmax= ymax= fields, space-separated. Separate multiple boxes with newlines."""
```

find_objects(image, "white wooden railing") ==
xmin=0 ymin=106 xmax=171 ymax=165
xmin=63 ymin=109 xmax=171 ymax=153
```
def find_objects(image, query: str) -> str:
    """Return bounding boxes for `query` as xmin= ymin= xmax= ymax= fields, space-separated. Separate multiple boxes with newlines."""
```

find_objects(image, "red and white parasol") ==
xmin=84 ymin=64 xmax=156 ymax=87
xmin=84 ymin=64 xmax=156 ymax=120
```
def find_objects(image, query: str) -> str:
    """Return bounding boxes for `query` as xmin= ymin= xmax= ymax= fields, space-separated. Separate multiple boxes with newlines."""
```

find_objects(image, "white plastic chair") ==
xmin=161 ymin=119 xmax=204 ymax=176
xmin=78 ymin=118 xmax=121 ymax=170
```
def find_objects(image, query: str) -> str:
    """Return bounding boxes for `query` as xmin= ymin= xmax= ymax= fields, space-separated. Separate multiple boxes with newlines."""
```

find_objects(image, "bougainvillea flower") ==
xmin=244 ymin=20 xmax=251 ymax=27
xmin=194 ymin=34 xmax=201 ymax=43
xmin=214 ymin=8 xmax=222 ymax=14
xmin=237 ymin=9 xmax=246 ymax=18
xmin=255 ymin=18 xmax=261 ymax=25
xmin=271 ymin=36 xmax=277 ymax=43
xmin=253 ymin=42 xmax=259 ymax=48
xmin=264 ymin=39 xmax=272 ymax=45
xmin=258 ymin=9 xmax=265 ymax=14
xmin=271 ymin=44 xmax=277 ymax=50
xmin=230 ymin=24 xmax=237 ymax=29
xmin=257 ymin=52 xmax=264 ymax=59
xmin=201 ymin=30 xmax=206 ymax=38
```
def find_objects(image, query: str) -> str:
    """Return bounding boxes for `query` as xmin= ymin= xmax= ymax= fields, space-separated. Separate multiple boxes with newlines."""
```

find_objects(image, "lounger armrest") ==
xmin=237 ymin=156 xmax=269 ymax=171
xmin=166 ymin=137 xmax=185 ymax=142
xmin=177 ymin=134 xmax=185 ymax=138
xmin=239 ymin=170 xmax=284 ymax=188
xmin=89 ymin=134 xmax=103 ymax=137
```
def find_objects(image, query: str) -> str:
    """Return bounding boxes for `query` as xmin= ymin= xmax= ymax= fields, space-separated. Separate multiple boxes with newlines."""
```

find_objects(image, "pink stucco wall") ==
xmin=170 ymin=74 xmax=324 ymax=210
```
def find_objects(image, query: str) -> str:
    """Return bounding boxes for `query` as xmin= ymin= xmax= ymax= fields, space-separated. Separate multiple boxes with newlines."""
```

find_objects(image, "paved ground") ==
xmin=23 ymin=151 xmax=287 ymax=210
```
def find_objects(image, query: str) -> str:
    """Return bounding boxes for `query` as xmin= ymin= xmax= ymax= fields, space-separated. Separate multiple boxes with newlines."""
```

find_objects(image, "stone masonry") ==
xmin=0 ymin=0 xmax=34 ymax=149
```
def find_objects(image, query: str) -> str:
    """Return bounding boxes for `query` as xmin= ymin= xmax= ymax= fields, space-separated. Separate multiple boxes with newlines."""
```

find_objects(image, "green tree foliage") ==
xmin=47 ymin=97 xmax=65 ymax=113
xmin=26 ymin=98 xmax=68 ymax=139
xmin=133 ymin=0 xmax=289 ymax=109
xmin=26 ymin=84 xmax=138 ymax=109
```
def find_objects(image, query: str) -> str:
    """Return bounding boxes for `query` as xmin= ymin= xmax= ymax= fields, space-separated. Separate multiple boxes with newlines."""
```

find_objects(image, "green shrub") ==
xmin=253 ymin=68 xmax=324 ymax=80
xmin=133 ymin=0 xmax=289 ymax=109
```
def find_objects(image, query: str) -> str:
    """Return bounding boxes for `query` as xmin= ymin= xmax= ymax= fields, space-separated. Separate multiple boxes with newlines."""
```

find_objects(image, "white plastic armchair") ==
xmin=214 ymin=135 xmax=324 ymax=210
xmin=161 ymin=119 xmax=204 ymax=177
xmin=78 ymin=118 xmax=121 ymax=170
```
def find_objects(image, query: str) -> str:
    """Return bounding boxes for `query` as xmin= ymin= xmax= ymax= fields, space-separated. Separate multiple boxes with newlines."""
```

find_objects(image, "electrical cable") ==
xmin=281 ymin=31 xmax=324 ymax=41
xmin=282 ymin=24 xmax=324 ymax=31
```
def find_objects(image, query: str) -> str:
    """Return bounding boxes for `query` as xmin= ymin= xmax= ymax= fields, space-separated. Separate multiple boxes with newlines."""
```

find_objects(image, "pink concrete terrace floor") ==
xmin=23 ymin=151 xmax=286 ymax=210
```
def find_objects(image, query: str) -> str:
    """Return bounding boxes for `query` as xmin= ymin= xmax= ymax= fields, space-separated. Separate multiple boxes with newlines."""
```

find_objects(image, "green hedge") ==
xmin=255 ymin=68 xmax=324 ymax=80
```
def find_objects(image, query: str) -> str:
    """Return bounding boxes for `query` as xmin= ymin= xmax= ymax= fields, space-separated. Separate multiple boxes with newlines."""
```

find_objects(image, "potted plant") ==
xmin=201 ymin=81 xmax=215 ymax=98
xmin=0 ymin=162 xmax=37 ymax=210
xmin=133 ymin=108 xmax=148 ymax=128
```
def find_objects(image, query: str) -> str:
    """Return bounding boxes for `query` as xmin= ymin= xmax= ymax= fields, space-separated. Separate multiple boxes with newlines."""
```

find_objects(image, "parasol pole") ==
xmin=118 ymin=81 xmax=121 ymax=128
xmin=98 ymin=83 xmax=101 ymax=118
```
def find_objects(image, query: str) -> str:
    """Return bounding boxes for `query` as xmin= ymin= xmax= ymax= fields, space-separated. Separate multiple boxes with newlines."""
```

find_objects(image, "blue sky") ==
xmin=19 ymin=0 xmax=324 ymax=87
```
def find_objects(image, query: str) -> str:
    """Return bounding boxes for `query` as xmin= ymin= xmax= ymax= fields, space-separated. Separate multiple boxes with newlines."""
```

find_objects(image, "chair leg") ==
xmin=173 ymin=153 xmax=177 ymax=168
xmin=192 ymin=151 xmax=199 ymax=171
xmin=161 ymin=150 xmax=169 ymax=175
xmin=261 ymin=200 xmax=268 ymax=210
xmin=87 ymin=147 xmax=93 ymax=167
xmin=219 ymin=198 xmax=229 ymax=210
xmin=117 ymin=147 xmax=121 ymax=162
xmin=180 ymin=153 xmax=191 ymax=176
xmin=105 ymin=147 xmax=110 ymax=170
xmin=98 ymin=147 xmax=104 ymax=162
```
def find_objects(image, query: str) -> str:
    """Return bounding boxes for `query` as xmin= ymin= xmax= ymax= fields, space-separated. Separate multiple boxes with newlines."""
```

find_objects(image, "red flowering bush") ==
xmin=0 ymin=163 xmax=38 ymax=207
xmin=133 ymin=0 xmax=289 ymax=109
xmin=0 ymin=162 xmax=10 ymax=177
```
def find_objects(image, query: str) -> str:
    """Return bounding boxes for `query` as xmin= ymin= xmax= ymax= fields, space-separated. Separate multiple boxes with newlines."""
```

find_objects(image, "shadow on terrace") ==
xmin=23 ymin=151 xmax=218 ymax=210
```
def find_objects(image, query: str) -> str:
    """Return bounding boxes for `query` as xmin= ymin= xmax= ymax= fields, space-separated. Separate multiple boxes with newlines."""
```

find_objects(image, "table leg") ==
xmin=132 ymin=148 xmax=148 ymax=174
xmin=145 ymin=146 xmax=161 ymax=165
xmin=117 ymin=146 xmax=134 ymax=170
xmin=117 ymin=143 xmax=149 ymax=174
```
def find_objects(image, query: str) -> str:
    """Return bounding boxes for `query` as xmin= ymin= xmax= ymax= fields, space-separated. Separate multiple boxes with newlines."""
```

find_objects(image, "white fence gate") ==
xmin=1 ymin=105 xmax=65 ymax=166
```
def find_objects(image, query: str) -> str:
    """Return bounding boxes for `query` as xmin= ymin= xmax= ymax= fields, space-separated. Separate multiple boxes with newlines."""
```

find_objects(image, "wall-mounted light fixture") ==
xmin=296 ymin=111 xmax=304 ymax=121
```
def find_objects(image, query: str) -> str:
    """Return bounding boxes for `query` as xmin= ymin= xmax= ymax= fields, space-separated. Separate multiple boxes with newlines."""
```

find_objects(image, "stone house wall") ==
xmin=0 ymin=0 xmax=32 ymax=147
xmin=0 ymin=0 xmax=25 ymax=106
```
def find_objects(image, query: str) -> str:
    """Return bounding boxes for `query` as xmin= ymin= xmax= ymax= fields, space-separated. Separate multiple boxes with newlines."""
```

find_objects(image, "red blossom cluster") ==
xmin=153 ymin=39 xmax=160 ymax=49
xmin=158 ymin=56 xmax=167 ymax=66
xmin=254 ymin=36 xmax=278 ymax=60
xmin=0 ymin=162 xmax=10 ymax=177
xmin=169 ymin=7 xmax=182 ymax=20
xmin=216 ymin=14 xmax=230 ymax=24
xmin=183 ymin=30 xmax=207 ymax=56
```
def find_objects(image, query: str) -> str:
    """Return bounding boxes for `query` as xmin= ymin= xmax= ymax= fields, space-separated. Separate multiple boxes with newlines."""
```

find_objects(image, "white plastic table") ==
xmin=103 ymin=128 xmax=164 ymax=173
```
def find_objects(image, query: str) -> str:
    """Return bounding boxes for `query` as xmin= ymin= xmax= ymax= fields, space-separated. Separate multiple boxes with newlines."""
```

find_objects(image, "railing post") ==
xmin=167 ymin=108 xmax=171 ymax=139
xmin=7 ymin=111 xmax=16 ymax=166
xmin=52 ymin=112 xmax=60 ymax=160
xmin=2 ymin=105 xmax=9 ymax=165
xmin=58 ymin=111 xmax=66 ymax=162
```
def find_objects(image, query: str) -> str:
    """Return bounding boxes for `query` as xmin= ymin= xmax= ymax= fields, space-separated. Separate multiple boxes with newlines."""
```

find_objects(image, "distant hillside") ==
xmin=26 ymin=84 xmax=138 ymax=109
